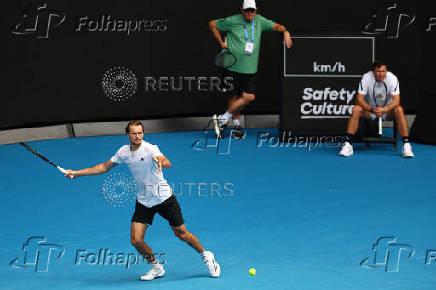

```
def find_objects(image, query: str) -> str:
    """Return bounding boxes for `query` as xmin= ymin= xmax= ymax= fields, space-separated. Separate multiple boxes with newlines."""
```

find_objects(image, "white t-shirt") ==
xmin=111 ymin=141 xmax=172 ymax=207
xmin=358 ymin=71 xmax=400 ymax=108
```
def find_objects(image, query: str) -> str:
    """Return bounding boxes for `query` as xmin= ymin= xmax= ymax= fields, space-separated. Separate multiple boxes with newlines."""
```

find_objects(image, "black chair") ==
xmin=356 ymin=117 xmax=398 ymax=151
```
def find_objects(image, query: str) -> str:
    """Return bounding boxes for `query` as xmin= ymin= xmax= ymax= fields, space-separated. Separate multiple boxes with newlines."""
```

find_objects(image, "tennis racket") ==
xmin=20 ymin=142 xmax=68 ymax=174
xmin=373 ymin=82 xmax=388 ymax=135
xmin=214 ymin=49 xmax=237 ymax=69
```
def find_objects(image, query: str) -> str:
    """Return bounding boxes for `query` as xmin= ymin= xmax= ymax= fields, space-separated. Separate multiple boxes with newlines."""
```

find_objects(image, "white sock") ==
xmin=221 ymin=111 xmax=233 ymax=120
xmin=200 ymin=251 xmax=206 ymax=258
xmin=233 ymin=118 xmax=240 ymax=126
xmin=151 ymin=259 xmax=162 ymax=267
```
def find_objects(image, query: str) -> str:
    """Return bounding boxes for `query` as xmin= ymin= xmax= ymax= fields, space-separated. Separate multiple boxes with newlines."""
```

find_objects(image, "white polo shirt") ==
xmin=358 ymin=71 xmax=400 ymax=108
xmin=111 ymin=141 xmax=172 ymax=207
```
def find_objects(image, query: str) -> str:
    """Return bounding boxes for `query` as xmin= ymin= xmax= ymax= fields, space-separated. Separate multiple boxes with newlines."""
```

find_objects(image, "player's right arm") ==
xmin=356 ymin=93 xmax=374 ymax=113
xmin=356 ymin=75 xmax=376 ymax=114
xmin=209 ymin=20 xmax=227 ymax=49
xmin=65 ymin=159 xmax=117 ymax=179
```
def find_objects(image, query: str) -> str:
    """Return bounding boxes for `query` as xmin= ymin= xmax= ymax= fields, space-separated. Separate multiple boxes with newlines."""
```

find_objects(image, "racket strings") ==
xmin=215 ymin=51 xmax=236 ymax=68
xmin=373 ymin=82 xmax=388 ymax=107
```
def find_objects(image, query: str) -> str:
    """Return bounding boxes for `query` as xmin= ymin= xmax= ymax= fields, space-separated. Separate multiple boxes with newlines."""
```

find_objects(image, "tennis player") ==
xmin=339 ymin=60 xmax=414 ymax=158
xmin=209 ymin=0 xmax=293 ymax=139
xmin=65 ymin=121 xmax=220 ymax=280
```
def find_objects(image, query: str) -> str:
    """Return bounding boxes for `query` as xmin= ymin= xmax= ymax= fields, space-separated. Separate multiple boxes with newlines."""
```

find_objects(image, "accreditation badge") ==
xmin=244 ymin=42 xmax=254 ymax=54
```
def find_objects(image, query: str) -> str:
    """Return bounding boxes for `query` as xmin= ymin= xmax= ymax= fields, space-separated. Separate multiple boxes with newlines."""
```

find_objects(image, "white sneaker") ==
xmin=202 ymin=251 xmax=221 ymax=278
xmin=140 ymin=263 xmax=165 ymax=281
xmin=339 ymin=142 xmax=353 ymax=157
xmin=212 ymin=114 xmax=227 ymax=139
xmin=402 ymin=143 xmax=414 ymax=158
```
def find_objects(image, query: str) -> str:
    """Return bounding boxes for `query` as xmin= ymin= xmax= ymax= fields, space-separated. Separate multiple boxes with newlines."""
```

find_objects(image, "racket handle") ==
xmin=378 ymin=117 xmax=383 ymax=135
xmin=58 ymin=167 xmax=75 ymax=179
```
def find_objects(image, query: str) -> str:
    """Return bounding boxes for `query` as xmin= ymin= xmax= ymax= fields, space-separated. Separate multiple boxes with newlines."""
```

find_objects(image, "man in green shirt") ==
xmin=209 ymin=0 xmax=293 ymax=139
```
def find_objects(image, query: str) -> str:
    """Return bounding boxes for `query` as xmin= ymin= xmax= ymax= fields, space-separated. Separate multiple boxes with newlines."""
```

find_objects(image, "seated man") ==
xmin=339 ymin=60 xmax=414 ymax=158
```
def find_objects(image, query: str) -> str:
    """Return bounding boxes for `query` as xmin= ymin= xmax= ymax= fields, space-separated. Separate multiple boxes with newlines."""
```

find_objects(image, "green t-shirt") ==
xmin=215 ymin=14 xmax=275 ymax=74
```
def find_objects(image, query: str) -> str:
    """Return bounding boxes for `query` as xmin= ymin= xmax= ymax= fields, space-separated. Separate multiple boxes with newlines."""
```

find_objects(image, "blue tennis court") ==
xmin=1 ymin=129 xmax=435 ymax=290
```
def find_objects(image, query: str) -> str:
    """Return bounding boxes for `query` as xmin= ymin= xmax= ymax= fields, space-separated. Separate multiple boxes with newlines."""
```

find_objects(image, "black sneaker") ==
xmin=232 ymin=126 xmax=245 ymax=140
xmin=212 ymin=114 xmax=227 ymax=139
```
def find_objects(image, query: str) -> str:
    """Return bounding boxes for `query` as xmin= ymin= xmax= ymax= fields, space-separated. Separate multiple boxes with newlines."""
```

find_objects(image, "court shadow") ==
xmin=79 ymin=272 xmax=211 ymax=286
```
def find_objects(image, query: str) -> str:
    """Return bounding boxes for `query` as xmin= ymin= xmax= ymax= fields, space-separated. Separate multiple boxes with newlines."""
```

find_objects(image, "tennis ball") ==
xmin=249 ymin=268 xmax=256 ymax=276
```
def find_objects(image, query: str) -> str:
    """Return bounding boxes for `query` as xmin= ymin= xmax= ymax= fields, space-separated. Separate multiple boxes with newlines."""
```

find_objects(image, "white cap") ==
xmin=242 ymin=0 xmax=257 ymax=9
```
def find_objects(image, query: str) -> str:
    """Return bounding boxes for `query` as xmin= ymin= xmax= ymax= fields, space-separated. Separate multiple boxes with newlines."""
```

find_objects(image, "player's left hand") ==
xmin=283 ymin=31 xmax=292 ymax=48
xmin=373 ymin=107 xmax=384 ymax=117
xmin=381 ymin=107 xmax=389 ymax=113
xmin=152 ymin=157 xmax=162 ymax=173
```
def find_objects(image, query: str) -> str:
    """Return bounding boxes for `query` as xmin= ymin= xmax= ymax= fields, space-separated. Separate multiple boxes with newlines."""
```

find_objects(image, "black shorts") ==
xmin=223 ymin=70 xmax=256 ymax=95
xmin=131 ymin=195 xmax=184 ymax=227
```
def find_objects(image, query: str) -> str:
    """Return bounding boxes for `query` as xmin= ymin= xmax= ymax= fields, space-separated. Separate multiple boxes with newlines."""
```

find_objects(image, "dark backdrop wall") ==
xmin=3 ymin=0 xmax=436 ymax=129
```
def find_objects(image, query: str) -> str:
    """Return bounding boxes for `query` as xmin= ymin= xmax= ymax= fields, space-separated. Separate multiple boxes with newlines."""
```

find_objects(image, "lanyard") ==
xmin=243 ymin=18 xmax=255 ymax=43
